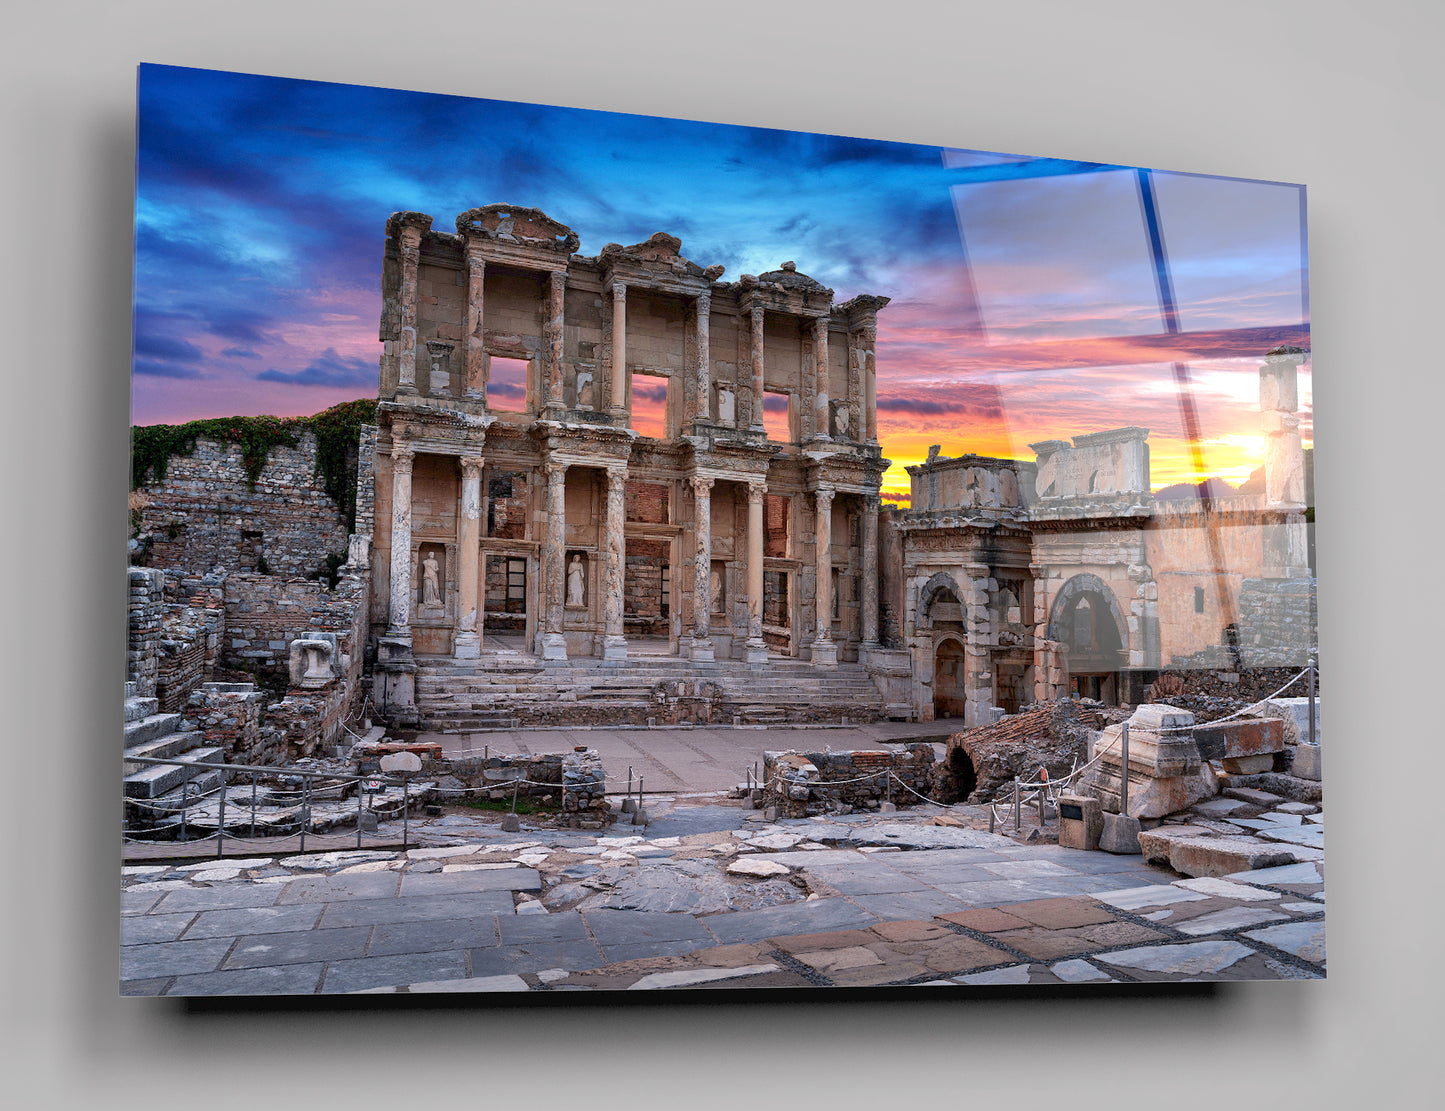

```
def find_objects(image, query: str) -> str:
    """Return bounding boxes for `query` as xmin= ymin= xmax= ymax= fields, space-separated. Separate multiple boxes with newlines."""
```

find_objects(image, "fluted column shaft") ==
xmin=745 ymin=481 xmax=768 ymax=664
xmin=813 ymin=486 xmax=837 ymax=667
xmin=610 ymin=283 xmax=628 ymax=413
xmin=690 ymin=476 xmax=714 ymax=661
xmin=544 ymin=270 xmax=566 ymax=411
xmin=397 ymin=228 xmax=422 ymax=393
xmin=750 ymin=305 xmax=766 ymax=431
xmin=813 ymin=316 xmax=831 ymax=438
xmin=602 ymin=467 xmax=628 ymax=660
xmin=386 ymin=445 xmax=415 ymax=637
xmin=465 ymin=248 xmax=486 ymax=404
xmin=861 ymin=494 xmax=879 ymax=647
xmin=694 ymin=292 xmax=711 ymax=423
xmin=541 ymin=464 xmax=568 ymax=660
xmin=454 ymin=455 xmax=483 ymax=659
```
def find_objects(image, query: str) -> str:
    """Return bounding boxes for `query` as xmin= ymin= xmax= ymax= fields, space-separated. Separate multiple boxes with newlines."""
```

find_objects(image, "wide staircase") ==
xmin=414 ymin=653 xmax=889 ymax=731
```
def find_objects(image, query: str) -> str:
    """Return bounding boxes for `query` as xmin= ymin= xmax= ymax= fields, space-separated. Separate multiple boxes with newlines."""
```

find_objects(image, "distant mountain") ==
xmin=1153 ymin=477 xmax=1240 ymax=501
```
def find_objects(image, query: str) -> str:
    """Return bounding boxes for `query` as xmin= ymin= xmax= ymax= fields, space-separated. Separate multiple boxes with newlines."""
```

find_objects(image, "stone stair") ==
xmin=123 ymin=682 xmax=228 ymax=837
xmin=413 ymin=654 xmax=887 ymax=730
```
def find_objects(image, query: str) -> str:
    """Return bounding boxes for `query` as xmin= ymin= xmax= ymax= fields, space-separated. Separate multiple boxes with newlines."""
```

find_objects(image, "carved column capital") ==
xmin=747 ymin=480 xmax=768 ymax=504
xmin=460 ymin=454 xmax=484 ymax=478
xmin=546 ymin=462 xmax=568 ymax=486
xmin=814 ymin=486 xmax=835 ymax=511
xmin=606 ymin=466 xmax=628 ymax=491
xmin=613 ymin=281 xmax=627 ymax=301
xmin=696 ymin=290 xmax=711 ymax=314
xmin=391 ymin=444 xmax=415 ymax=475
xmin=689 ymin=475 xmax=714 ymax=498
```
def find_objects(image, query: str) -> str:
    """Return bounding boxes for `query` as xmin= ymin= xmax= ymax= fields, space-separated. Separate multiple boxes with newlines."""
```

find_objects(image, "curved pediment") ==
xmin=599 ymin=232 xmax=724 ymax=281
xmin=757 ymin=261 xmax=833 ymax=298
xmin=455 ymin=204 xmax=579 ymax=254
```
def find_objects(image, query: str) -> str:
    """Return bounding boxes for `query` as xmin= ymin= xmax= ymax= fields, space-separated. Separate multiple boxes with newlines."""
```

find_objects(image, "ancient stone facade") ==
xmin=897 ymin=346 xmax=1315 ymax=725
xmin=367 ymin=205 xmax=889 ymax=722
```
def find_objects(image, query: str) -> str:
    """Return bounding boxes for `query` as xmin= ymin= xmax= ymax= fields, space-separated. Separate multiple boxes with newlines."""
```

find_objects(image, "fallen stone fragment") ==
xmin=628 ymin=964 xmax=780 ymax=990
xmin=726 ymin=859 xmax=791 ymax=878
xmin=1137 ymin=827 xmax=1295 ymax=877
xmin=1176 ymin=876 xmax=1281 ymax=901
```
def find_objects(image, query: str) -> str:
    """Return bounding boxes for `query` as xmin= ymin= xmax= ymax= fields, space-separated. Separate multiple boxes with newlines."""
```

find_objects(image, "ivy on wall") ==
xmin=130 ymin=399 xmax=377 ymax=530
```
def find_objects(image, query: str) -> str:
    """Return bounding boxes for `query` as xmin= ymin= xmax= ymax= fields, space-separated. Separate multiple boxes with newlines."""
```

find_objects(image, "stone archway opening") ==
xmin=933 ymin=637 xmax=967 ymax=719
xmin=946 ymin=743 xmax=976 ymax=801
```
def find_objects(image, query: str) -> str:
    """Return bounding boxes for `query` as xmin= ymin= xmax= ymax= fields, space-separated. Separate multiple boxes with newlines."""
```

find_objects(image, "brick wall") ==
xmin=763 ymin=744 xmax=935 ymax=817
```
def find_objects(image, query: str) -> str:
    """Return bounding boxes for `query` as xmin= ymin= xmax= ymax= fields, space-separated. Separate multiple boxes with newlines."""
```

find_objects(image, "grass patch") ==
xmin=460 ymin=796 xmax=561 ymax=816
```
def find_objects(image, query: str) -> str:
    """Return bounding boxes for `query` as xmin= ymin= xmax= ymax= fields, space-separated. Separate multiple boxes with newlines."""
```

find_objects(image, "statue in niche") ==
xmin=717 ymin=384 xmax=736 ymax=426
xmin=710 ymin=567 xmax=724 ymax=614
xmin=576 ymin=370 xmax=595 ymax=410
xmin=421 ymin=552 xmax=442 ymax=606
xmin=566 ymin=553 xmax=587 ymax=607
xmin=833 ymin=404 xmax=850 ymax=439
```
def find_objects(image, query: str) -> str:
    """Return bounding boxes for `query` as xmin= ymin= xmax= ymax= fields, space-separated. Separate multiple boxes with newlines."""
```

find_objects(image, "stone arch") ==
xmin=933 ymin=634 xmax=968 ymax=719
xmin=1046 ymin=572 xmax=1128 ymax=654
xmin=915 ymin=570 xmax=965 ymax=629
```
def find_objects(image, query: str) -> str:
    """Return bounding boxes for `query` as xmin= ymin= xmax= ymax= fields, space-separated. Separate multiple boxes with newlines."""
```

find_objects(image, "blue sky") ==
xmin=132 ymin=64 xmax=1311 ymax=496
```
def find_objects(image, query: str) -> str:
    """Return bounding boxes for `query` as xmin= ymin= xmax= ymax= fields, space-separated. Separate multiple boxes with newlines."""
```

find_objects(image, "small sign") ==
xmin=363 ymin=779 xmax=383 ymax=792
xmin=1060 ymin=802 xmax=1084 ymax=821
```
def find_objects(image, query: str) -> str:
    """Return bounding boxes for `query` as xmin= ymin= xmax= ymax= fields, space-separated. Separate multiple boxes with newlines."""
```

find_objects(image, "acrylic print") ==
xmin=123 ymin=64 xmax=1321 ymax=996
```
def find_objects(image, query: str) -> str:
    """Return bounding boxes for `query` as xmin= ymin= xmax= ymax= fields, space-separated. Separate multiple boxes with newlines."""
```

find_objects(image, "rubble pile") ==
xmin=942 ymin=699 xmax=1128 ymax=803
xmin=1145 ymin=668 xmax=1318 ymax=723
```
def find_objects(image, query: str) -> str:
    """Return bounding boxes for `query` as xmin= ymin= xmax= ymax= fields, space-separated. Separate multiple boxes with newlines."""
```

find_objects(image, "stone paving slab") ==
xmin=1173 ymin=906 xmax=1292 ymax=936
xmin=845 ymin=890 xmax=968 ymax=920
xmin=700 ymin=898 xmax=880 ymax=944
xmin=166 ymin=963 xmax=326 ymax=996
xmin=930 ymin=878 xmax=1085 ymax=906
xmin=397 ymin=868 xmax=541 ymax=896
xmin=368 ymin=917 xmax=501 ymax=956
xmin=153 ymin=885 xmax=283 ymax=914
xmin=1245 ymin=919 xmax=1326 ymax=963
xmin=319 ymin=951 xmax=470 ymax=993
xmin=275 ymin=873 xmax=401 ymax=904
xmin=467 ymin=939 xmax=606 ymax=977
xmin=317 ymin=890 xmax=516 ymax=928
xmin=497 ymin=910 xmax=589 ymax=943
xmin=121 ymin=937 xmax=235 ymax=981
xmin=224 ymin=925 xmax=372 ymax=969
xmin=583 ymin=909 xmax=714 ymax=947
xmin=183 ymin=903 xmax=326 ymax=939
xmin=121 ymin=912 xmax=196 ymax=946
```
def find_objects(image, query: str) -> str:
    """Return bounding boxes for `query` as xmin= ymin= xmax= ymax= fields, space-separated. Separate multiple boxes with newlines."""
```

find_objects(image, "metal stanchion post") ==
xmin=1120 ymin=722 xmax=1130 ymax=818
xmin=1308 ymin=659 xmax=1317 ymax=746
xmin=299 ymin=778 xmax=308 ymax=853
xmin=217 ymin=781 xmax=227 ymax=859
xmin=1013 ymin=776 xmax=1021 ymax=832
xmin=356 ymin=778 xmax=364 ymax=850
xmin=403 ymin=777 xmax=411 ymax=850
xmin=250 ymin=772 xmax=257 ymax=839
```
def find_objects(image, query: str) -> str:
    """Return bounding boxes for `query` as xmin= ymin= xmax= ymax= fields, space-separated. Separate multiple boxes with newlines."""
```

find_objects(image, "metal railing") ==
xmin=123 ymin=754 xmax=420 ymax=854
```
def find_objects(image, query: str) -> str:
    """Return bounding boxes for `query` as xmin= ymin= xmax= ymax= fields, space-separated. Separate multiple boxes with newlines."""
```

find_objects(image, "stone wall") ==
xmin=1236 ymin=577 xmax=1317 ymax=667
xmin=132 ymin=430 xmax=349 ymax=578
xmin=155 ymin=572 xmax=226 ymax=713
xmin=436 ymin=748 xmax=614 ymax=829
xmin=126 ymin=567 xmax=165 ymax=698
xmin=763 ymin=744 xmax=935 ymax=817
xmin=181 ymin=682 xmax=272 ymax=765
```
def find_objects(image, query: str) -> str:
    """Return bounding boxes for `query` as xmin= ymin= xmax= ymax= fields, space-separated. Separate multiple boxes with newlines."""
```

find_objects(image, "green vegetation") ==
xmin=131 ymin=399 xmax=378 ymax=530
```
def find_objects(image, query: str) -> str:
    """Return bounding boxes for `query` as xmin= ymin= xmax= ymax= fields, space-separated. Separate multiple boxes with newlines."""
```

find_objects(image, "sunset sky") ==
xmin=132 ymin=64 xmax=1311 ymax=503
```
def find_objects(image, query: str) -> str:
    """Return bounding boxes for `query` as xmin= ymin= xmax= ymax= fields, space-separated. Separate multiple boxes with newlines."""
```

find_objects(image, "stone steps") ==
xmin=123 ymin=729 xmax=206 ymax=766
xmin=123 ymin=747 xmax=226 ymax=799
xmin=124 ymin=695 xmax=160 ymax=723
xmin=123 ymin=712 xmax=184 ymax=748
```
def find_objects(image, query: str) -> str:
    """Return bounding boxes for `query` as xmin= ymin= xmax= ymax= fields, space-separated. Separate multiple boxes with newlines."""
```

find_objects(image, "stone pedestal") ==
xmin=1292 ymin=743 xmax=1322 ymax=781
xmin=1058 ymin=793 xmax=1103 ymax=851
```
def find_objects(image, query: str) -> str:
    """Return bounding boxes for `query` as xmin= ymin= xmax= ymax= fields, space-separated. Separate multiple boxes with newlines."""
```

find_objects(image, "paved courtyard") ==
xmin=121 ymin=792 xmax=1325 ymax=995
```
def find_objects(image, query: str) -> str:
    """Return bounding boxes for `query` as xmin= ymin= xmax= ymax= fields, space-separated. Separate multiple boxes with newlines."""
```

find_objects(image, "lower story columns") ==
xmin=745 ymin=480 xmax=768 ymax=664
xmin=689 ymin=476 xmax=714 ymax=662
xmin=602 ymin=466 xmax=628 ymax=661
xmin=540 ymin=463 xmax=569 ymax=661
xmin=812 ymin=486 xmax=837 ymax=667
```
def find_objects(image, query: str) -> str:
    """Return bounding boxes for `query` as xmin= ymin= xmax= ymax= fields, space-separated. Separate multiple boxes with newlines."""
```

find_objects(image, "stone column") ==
xmin=541 ymin=463 xmax=568 ymax=660
xmin=454 ymin=455 xmax=483 ymax=659
xmin=544 ymin=270 xmax=566 ymax=412
xmin=750 ymin=304 xmax=766 ymax=431
xmin=745 ymin=480 xmax=768 ymax=664
xmin=1260 ymin=345 xmax=1310 ymax=577
xmin=465 ymin=245 xmax=486 ymax=404
xmin=386 ymin=444 xmax=416 ymax=639
xmin=610 ymin=282 xmax=628 ymax=415
xmin=860 ymin=493 xmax=880 ymax=650
xmin=812 ymin=487 xmax=837 ymax=667
xmin=397 ymin=227 xmax=422 ymax=394
xmin=694 ymin=291 xmax=711 ymax=424
xmin=690 ymin=476 xmax=715 ymax=662
xmin=813 ymin=316 xmax=831 ymax=439
xmin=602 ymin=467 xmax=628 ymax=661
xmin=862 ymin=318 xmax=878 ymax=442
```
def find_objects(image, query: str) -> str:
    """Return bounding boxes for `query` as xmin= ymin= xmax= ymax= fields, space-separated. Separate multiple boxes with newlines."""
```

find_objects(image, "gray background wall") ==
xmin=4 ymin=0 xmax=1438 ymax=1106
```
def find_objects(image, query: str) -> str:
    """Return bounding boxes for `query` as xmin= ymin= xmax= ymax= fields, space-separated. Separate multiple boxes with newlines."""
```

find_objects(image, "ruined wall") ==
xmin=182 ymin=682 xmax=272 ymax=765
xmin=763 ymin=745 xmax=935 ymax=817
xmin=155 ymin=572 xmax=226 ymax=713
xmin=133 ymin=431 xmax=349 ymax=577
xmin=1032 ymin=427 xmax=1150 ymax=500
xmin=126 ymin=567 xmax=165 ymax=698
